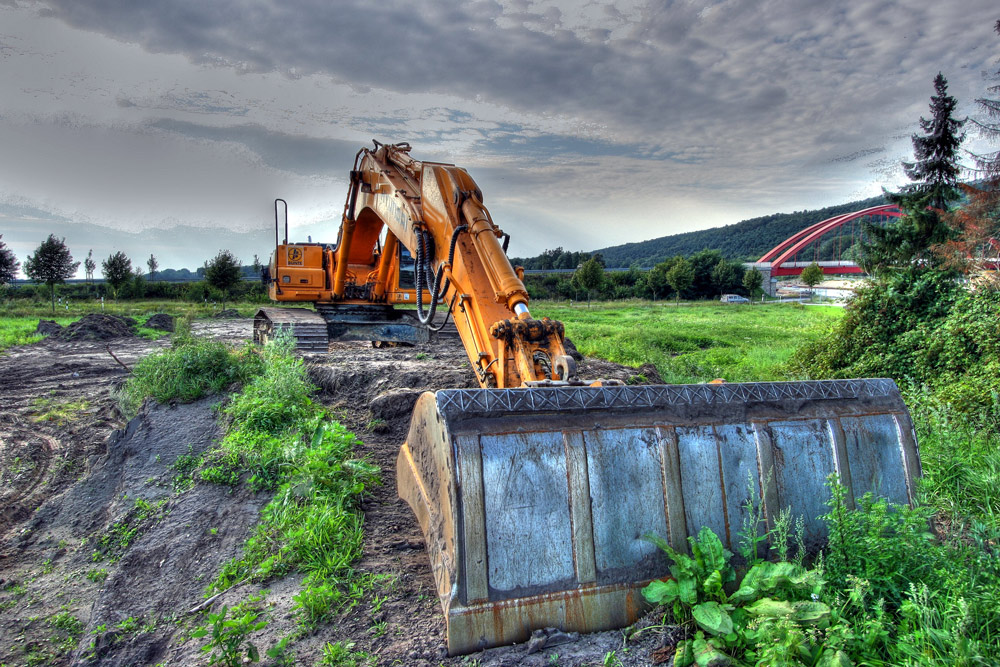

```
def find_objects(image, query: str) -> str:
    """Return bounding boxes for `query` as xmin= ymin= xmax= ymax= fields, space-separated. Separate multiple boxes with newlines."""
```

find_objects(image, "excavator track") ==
xmin=254 ymin=308 xmax=328 ymax=352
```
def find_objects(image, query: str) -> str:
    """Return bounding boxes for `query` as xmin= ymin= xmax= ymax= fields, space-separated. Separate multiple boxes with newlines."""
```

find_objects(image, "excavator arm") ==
xmin=338 ymin=142 xmax=576 ymax=388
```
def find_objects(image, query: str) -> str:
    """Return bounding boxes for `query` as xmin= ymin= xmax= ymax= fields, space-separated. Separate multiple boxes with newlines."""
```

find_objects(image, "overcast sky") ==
xmin=1 ymin=0 xmax=999 ymax=274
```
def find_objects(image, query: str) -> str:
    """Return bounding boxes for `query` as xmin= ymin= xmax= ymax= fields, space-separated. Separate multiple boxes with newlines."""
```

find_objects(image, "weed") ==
xmin=170 ymin=445 xmax=203 ymax=492
xmin=29 ymin=395 xmax=90 ymax=425
xmin=210 ymin=419 xmax=378 ymax=591
xmin=369 ymin=620 xmax=387 ymax=637
xmin=366 ymin=417 xmax=388 ymax=433
xmin=415 ymin=352 xmax=430 ymax=361
xmin=265 ymin=635 xmax=296 ymax=665
xmin=643 ymin=526 xmax=833 ymax=666
xmin=49 ymin=610 xmax=83 ymax=636
xmin=292 ymin=579 xmax=341 ymax=627
xmin=191 ymin=605 xmax=268 ymax=667
xmin=116 ymin=616 xmax=140 ymax=634
xmin=91 ymin=497 xmax=168 ymax=562
xmin=319 ymin=640 xmax=374 ymax=667
xmin=85 ymin=568 xmax=108 ymax=583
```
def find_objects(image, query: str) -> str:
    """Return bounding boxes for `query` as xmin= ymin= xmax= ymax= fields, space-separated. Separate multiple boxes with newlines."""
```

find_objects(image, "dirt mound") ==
xmin=0 ymin=398 xmax=268 ymax=667
xmin=213 ymin=308 xmax=240 ymax=319
xmin=144 ymin=313 xmax=175 ymax=332
xmin=51 ymin=314 xmax=136 ymax=341
xmin=35 ymin=319 xmax=63 ymax=336
xmin=563 ymin=336 xmax=584 ymax=361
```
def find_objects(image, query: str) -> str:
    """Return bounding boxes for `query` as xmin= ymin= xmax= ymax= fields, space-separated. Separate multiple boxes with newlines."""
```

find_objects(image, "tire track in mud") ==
xmin=0 ymin=426 xmax=59 ymax=536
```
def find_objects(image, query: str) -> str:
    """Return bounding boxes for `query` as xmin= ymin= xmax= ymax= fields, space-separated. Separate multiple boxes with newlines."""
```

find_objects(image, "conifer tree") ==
xmin=970 ymin=20 xmax=1000 ymax=177
xmin=901 ymin=73 xmax=965 ymax=210
xmin=861 ymin=74 xmax=965 ymax=275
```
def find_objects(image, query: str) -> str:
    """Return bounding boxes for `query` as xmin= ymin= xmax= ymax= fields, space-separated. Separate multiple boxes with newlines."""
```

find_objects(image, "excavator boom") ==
xmin=257 ymin=142 xmax=921 ymax=655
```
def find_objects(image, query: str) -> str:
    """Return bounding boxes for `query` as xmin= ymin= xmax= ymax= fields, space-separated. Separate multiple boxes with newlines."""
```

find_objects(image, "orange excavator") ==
xmin=256 ymin=142 xmax=921 ymax=655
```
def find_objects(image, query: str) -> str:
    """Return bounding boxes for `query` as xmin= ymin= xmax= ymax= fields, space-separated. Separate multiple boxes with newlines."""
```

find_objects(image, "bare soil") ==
xmin=0 ymin=320 xmax=671 ymax=666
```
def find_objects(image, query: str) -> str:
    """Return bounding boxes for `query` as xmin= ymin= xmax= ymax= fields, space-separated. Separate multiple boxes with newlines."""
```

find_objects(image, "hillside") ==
xmin=594 ymin=195 xmax=886 ymax=267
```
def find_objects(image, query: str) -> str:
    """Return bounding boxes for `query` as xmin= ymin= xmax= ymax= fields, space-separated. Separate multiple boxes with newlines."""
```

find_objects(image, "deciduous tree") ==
xmin=800 ymin=262 xmax=825 ymax=293
xmin=711 ymin=259 xmax=744 ymax=296
xmin=84 ymin=249 xmax=96 ymax=283
xmin=572 ymin=257 xmax=604 ymax=306
xmin=25 ymin=234 xmax=79 ymax=313
xmin=102 ymin=251 xmax=133 ymax=301
xmin=0 ymin=235 xmax=19 ymax=287
xmin=645 ymin=262 xmax=670 ymax=301
xmin=147 ymin=253 xmax=158 ymax=281
xmin=742 ymin=267 xmax=764 ymax=303
xmin=934 ymin=183 xmax=1000 ymax=287
xmin=204 ymin=249 xmax=243 ymax=310
xmin=666 ymin=256 xmax=695 ymax=304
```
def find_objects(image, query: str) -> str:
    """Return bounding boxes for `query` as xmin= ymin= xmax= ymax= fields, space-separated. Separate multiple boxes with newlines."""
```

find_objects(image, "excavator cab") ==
xmin=256 ymin=143 xmax=922 ymax=655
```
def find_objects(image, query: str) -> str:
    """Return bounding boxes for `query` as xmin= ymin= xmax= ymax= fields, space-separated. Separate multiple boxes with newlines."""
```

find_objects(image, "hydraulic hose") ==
xmin=415 ymin=225 xmax=467 ymax=325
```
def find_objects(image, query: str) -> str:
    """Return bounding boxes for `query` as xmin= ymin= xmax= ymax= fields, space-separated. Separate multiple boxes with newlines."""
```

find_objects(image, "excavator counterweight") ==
xmin=258 ymin=142 xmax=921 ymax=655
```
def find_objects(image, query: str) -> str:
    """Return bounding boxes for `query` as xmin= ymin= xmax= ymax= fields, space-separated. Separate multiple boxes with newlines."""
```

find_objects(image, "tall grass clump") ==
xmin=120 ymin=326 xmax=378 ymax=643
xmin=117 ymin=320 xmax=264 ymax=418
xmin=199 ymin=332 xmax=379 ymax=626
xmin=792 ymin=274 xmax=1000 ymax=663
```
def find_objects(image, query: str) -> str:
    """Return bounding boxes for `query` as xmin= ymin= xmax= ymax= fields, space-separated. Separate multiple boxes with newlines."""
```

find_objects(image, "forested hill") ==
xmin=594 ymin=195 xmax=887 ymax=267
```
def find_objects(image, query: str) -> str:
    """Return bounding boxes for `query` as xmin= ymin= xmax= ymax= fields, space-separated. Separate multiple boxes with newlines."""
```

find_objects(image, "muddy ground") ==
xmin=0 ymin=317 xmax=670 ymax=666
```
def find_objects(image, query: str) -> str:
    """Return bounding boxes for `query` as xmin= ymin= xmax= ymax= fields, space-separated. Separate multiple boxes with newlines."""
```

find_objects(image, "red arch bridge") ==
xmin=745 ymin=204 xmax=902 ymax=293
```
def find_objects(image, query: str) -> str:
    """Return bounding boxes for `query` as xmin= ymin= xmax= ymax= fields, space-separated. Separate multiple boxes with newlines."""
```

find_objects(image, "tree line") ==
xmin=0 ymin=236 xmax=263 ymax=312
xmin=512 ymin=195 xmax=890 ymax=271
xmin=521 ymin=248 xmax=783 ymax=303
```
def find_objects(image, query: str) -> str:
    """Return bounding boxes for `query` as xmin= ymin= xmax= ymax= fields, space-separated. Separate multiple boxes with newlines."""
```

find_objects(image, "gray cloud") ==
xmin=2 ymin=0 xmax=999 ymax=268
xmin=147 ymin=119 xmax=361 ymax=176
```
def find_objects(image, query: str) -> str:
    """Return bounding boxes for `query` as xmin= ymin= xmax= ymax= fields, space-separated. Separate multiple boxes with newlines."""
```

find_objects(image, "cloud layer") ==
xmin=1 ymin=0 xmax=999 ymax=270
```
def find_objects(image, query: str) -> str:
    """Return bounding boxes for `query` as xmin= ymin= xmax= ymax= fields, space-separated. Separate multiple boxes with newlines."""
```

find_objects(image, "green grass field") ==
xmin=0 ymin=316 xmax=79 ymax=350
xmin=0 ymin=299 xmax=265 ymax=352
xmin=534 ymin=301 xmax=843 ymax=383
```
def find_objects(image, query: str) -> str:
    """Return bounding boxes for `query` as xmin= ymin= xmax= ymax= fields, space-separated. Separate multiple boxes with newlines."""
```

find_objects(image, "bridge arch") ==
xmin=757 ymin=204 xmax=901 ymax=276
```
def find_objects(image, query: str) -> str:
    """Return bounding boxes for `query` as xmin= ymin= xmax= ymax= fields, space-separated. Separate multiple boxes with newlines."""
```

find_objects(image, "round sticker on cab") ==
xmin=287 ymin=247 xmax=304 ymax=266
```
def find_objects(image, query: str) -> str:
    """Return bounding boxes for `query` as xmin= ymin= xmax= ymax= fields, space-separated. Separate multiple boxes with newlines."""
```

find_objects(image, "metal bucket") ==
xmin=397 ymin=379 xmax=920 ymax=655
